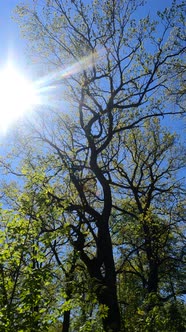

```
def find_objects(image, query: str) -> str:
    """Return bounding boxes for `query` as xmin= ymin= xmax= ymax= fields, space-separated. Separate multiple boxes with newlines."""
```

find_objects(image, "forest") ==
xmin=0 ymin=1 xmax=185 ymax=331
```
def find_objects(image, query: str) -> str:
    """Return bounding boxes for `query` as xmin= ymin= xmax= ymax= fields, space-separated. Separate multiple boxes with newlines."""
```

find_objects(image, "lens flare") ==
xmin=0 ymin=50 xmax=103 ymax=132
xmin=0 ymin=64 xmax=39 ymax=132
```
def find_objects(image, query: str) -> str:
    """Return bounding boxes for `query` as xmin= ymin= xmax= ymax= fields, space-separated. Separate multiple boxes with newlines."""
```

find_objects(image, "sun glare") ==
xmin=0 ymin=64 xmax=39 ymax=132
xmin=0 ymin=52 xmax=102 ymax=133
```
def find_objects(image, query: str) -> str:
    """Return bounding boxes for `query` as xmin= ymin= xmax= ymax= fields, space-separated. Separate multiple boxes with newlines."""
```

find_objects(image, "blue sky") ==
xmin=0 ymin=0 xmax=185 ymax=139
xmin=0 ymin=0 xmax=27 ymax=68
xmin=0 ymin=0 xmax=174 ymax=69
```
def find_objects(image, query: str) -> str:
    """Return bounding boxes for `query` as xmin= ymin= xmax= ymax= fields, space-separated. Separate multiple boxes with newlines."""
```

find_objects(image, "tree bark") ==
xmin=148 ymin=261 xmax=158 ymax=294
xmin=80 ymin=222 xmax=121 ymax=332
xmin=62 ymin=309 xmax=70 ymax=332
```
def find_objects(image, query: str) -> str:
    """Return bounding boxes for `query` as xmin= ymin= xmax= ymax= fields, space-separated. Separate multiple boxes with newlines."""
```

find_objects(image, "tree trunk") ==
xmin=148 ymin=262 xmax=158 ymax=294
xmin=62 ymin=309 xmax=70 ymax=332
xmin=80 ymin=222 xmax=121 ymax=332
xmin=98 ymin=284 xmax=121 ymax=332
xmin=98 ymin=223 xmax=121 ymax=331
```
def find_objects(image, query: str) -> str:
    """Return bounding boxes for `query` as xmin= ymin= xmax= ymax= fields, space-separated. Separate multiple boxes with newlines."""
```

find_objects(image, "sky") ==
xmin=0 ymin=0 xmax=174 ymax=69
xmin=0 ymin=0 xmax=185 ymax=139
xmin=0 ymin=0 xmax=27 ymax=68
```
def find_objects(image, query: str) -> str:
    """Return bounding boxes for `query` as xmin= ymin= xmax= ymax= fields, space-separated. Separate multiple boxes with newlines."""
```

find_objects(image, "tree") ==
xmin=0 ymin=155 xmax=104 ymax=332
xmin=2 ymin=0 xmax=185 ymax=331
xmin=0 ymin=208 xmax=58 ymax=331
xmin=109 ymin=118 xmax=186 ymax=330
xmin=112 ymin=118 xmax=185 ymax=295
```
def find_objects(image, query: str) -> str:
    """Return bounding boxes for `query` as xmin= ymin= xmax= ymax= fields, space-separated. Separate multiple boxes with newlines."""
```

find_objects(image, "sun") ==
xmin=0 ymin=64 xmax=39 ymax=132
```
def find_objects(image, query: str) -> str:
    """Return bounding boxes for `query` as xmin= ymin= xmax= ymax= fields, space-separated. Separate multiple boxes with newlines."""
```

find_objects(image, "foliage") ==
xmin=0 ymin=0 xmax=185 ymax=331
